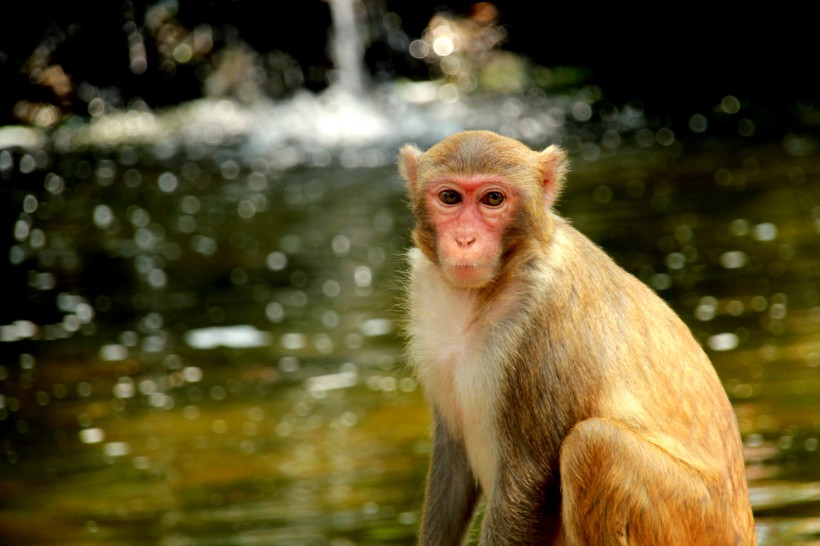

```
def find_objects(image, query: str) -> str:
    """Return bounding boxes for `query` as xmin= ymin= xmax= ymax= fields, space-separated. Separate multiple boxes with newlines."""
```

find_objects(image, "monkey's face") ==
xmin=423 ymin=175 xmax=520 ymax=288
xmin=398 ymin=131 xmax=568 ymax=290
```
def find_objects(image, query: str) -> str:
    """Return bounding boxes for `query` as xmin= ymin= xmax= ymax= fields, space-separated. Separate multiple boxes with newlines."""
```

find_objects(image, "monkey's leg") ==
xmin=559 ymin=418 xmax=743 ymax=546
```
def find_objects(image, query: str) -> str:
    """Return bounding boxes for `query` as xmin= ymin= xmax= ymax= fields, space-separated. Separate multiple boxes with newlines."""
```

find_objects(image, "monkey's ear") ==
xmin=538 ymin=145 xmax=569 ymax=207
xmin=398 ymin=144 xmax=422 ymax=191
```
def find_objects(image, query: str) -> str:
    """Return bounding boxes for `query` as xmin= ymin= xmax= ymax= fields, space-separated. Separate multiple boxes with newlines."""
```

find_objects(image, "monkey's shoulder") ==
xmin=545 ymin=221 xmax=675 ymax=306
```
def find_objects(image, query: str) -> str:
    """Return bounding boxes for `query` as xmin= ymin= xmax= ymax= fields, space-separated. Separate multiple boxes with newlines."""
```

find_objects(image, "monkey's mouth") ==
xmin=446 ymin=262 xmax=487 ymax=274
xmin=443 ymin=261 xmax=495 ymax=287
xmin=449 ymin=263 xmax=481 ymax=270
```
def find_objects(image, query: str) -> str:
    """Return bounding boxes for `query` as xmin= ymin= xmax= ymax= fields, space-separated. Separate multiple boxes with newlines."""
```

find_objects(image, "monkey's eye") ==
xmin=439 ymin=190 xmax=462 ymax=205
xmin=482 ymin=191 xmax=505 ymax=206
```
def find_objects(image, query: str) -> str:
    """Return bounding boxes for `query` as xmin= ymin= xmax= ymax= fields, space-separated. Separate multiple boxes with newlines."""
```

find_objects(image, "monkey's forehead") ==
xmin=415 ymin=158 xmax=539 ymax=183
xmin=419 ymin=133 xmax=540 ymax=176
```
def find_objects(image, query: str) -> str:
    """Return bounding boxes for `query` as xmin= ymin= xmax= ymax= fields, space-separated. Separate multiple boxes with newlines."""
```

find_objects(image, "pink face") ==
xmin=425 ymin=175 xmax=519 ymax=288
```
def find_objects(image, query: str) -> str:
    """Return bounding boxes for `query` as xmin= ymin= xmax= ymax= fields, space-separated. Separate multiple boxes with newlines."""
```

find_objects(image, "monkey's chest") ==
xmin=409 ymin=302 xmax=502 ymax=493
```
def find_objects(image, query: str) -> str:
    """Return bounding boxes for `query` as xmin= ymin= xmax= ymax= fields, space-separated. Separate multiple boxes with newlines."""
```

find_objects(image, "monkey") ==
xmin=397 ymin=130 xmax=756 ymax=545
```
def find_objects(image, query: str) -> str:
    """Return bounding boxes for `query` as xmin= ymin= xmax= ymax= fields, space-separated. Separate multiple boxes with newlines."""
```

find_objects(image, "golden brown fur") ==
xmin=399 ymin=131 xmax=756 ymax=545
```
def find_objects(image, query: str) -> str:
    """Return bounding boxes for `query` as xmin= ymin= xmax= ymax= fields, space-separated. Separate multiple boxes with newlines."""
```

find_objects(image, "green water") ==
xmin=1 ymin=136 xmax=819 ymax=544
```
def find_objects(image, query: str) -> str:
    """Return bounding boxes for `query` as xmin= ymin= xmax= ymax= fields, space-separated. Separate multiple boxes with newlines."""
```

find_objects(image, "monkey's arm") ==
xmin=418 ymin=410 xmax=480 ymax=546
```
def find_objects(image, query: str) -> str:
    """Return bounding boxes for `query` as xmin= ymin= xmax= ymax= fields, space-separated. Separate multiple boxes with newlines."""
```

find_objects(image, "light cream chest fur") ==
xmin=405 ymin=249 xmax=509 ymax=494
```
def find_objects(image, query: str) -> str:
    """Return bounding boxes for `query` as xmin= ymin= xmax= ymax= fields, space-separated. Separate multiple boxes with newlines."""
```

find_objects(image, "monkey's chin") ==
xmin=442 ymin=263 xmax=495 ymax=289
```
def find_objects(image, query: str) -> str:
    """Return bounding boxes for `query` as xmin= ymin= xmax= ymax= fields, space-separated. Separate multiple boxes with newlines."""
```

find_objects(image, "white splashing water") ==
xmin=5 ymin=0 xmax=632 ymax=165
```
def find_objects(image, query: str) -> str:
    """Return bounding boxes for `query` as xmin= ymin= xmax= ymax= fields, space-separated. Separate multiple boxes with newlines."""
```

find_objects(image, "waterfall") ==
xmin=328 ymin=0 xmax=367 ymax=95
xmin=45 ymin=0 xmax=568 ymax=158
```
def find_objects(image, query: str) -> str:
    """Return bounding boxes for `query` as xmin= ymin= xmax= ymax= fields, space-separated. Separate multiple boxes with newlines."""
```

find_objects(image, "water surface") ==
xmin=1 ymin=133 xmax=819 ymax=545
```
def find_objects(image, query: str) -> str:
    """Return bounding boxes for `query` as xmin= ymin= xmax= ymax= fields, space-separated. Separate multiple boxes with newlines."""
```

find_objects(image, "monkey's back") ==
xmin=511 ymin=218 xmax=753 ymax=528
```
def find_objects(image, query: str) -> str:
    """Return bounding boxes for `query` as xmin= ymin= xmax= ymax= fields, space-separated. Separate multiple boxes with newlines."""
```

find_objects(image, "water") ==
xmin=2 ymin=2 xmax=820 ymax=544
xmin=2 ymin=124 xmax=819 ymax=544
xmin=1 ymin=151 xmax=425 ymax=545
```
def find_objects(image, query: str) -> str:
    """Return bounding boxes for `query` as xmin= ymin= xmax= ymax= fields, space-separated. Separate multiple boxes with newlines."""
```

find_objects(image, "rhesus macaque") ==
xmin=398 ymin=130 xmax=756 ymax=545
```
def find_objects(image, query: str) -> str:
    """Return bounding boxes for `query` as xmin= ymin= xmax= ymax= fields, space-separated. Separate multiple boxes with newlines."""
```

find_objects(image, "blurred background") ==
xmin=1 ymin=1 xmax=819 ymax=544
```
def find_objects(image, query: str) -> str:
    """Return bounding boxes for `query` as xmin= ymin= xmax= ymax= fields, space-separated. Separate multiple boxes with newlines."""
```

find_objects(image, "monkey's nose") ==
xmin=456 ymin=235 xmax=476 ymax=248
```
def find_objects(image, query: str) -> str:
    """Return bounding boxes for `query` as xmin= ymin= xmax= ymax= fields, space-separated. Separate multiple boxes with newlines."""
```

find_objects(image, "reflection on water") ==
xmin=1 ymin=144 xmax=424 ymax=544
xmin=1 ymin=129 xmax=819 ymax=544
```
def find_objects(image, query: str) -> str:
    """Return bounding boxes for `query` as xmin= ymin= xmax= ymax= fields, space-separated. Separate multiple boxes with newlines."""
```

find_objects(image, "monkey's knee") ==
xmin=559 ymin=419 xmax=638 ymax=539
xmin=559 ymin=418 xmax=656 ymax=481
xmin=559 ymin=419 xmax=739 ymax=546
